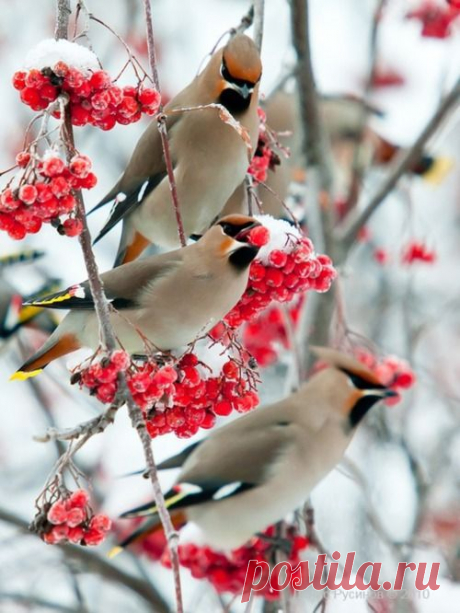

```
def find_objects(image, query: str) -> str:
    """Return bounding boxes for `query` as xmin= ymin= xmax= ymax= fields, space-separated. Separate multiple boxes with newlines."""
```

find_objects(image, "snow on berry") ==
xmin=406 ymin=2 xmax=460 ymax=38
xmin=72 ymin=342 xmax=259 ymax=440
xmin=0 ymin=150 xmax=96 ymax=239
xmin=162 ymin=524 xmax=309 ymax=598
xmin=24 ymin=40 xmax=99 ymax=74
xmin=401 ymin=241 xmax=436 ymax=264
xmin=219 ymin=215 xmax=337 ymax=329
xmin=14 ymin=40 xmax=161 ymax=128
xmin=31 ymin=488 xmax=112 ymax=547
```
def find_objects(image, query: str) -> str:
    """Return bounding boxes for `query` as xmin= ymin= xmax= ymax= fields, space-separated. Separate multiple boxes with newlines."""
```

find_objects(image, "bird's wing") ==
xmin=24 ymin=250 xmax=184 ymax=311
xmin=120 ymin=416 xmax=296 ymax=519
xmin=90 ymin=112 xmax=181 ymax=241
xmin=92 ymin=171 xmax=167 ymax=244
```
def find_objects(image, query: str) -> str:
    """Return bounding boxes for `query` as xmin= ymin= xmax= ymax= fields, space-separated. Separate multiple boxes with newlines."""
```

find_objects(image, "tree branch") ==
xmin=253 ymin=0 xmax=265 ymax=52
xmin=0 ymin=507 xmax=169 ymax=612
xmin=338 ymin=77 xmax=460 ymax=249
xmin=54 ymin=2 xmax=184 ymax=609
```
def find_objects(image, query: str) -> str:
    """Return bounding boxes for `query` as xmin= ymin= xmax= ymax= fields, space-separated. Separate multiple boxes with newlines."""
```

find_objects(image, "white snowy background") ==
xmin=1 ymin=0 xmax=460 ymax=611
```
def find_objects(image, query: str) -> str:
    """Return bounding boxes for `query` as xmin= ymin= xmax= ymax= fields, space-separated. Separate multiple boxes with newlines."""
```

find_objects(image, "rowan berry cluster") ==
xmin=223 ymin=216 xmax=336 ymax=329
xmin=0 ymin=151 xmax=96 ymax=239
xmin=402 ymin=241 xmax=436 ymax=264
xmin=248 ymin=108 xmax=281 ymax=184
xmin=354 ymin=349 xmax=416 ymax=405
xmin=32 ymin=489 xmax=112 ymax=546
xmin=13 ymin=65 xmax=161 ymax=130
xmin=406 ymin=2 xmax=460 ymax=38
xmin=74 ymin=347 xmax=259 ymax=439
xmin=163 ymin=525 xmax=308 ymax=598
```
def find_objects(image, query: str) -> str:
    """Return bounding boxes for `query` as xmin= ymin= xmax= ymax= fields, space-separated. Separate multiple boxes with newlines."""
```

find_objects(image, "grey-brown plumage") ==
xmin=118 ymin=347 xmax=397 ymax=551
xmin=12 ymin=215 xmax=262 ymax=379
xmin=91 ymin=34 xmax=262 ymax=266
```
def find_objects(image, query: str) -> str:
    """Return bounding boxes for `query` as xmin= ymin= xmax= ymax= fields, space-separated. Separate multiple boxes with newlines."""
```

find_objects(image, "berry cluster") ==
xmin=354 ymin=349 xmax=416 ymax=405
xmin=13 ymin=64 xmax=161 ymax=130
xmin=248 ymin=108 xmax=281 ymax=184
xmin=33 ymin=489 xmax=112 ymax=546
xmin=163 ymin=525 xmax=308 ymax=598
xmin=74 ymin=346 xmax=259 ymax=439
xmin=243 ymin=299 xmax=303 ymax=367
xmin=406 ymin=2 xmax=460 ymax=38
xmin=222 ymin=216 xmax=336 ymax=329
xmin=402 ymin=241 xmax=436 ymax=264
xmin=145 ymin=351 xmax=259 ymax=439
xmin=0 ymin=151 xmax=96 ymax=239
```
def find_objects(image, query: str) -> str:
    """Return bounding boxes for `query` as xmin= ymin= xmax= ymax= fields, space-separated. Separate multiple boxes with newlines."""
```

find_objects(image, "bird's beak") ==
xmin=360 ymin=388 xmax=398 ymax=399
xmin=234 ymin=220 xmax=261 ymax=243
xmin=226 ymin=82 xmax=253 ymax=99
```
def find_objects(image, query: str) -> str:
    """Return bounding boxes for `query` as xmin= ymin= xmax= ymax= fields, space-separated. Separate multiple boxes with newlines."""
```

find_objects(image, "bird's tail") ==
xmin=10 ymin=332 xmax=80 ymax=381
xmin=109 ymin=509 xmax=188 ymax=558
xmin=411 ymin=155 xmax=454 ymax=185
xmin=0 ymin=250 xmax=45 ymax=269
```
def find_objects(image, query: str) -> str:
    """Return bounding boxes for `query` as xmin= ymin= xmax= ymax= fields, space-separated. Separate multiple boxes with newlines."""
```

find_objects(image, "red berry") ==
xmin=69 ymin=154 xmax=92 ymax=178
xmin=110 ymin=350 xmax=130 ymax=371
xmin=50 ymin=176 xmax=71 ymax=198
xmin=20 ymin=87 xmax=42 ymax=107
xmin=90 ymin=514 xmax=112 ymax=532
xmin=67 ymin=526 xmax=84 ymax=544
xmin=68 ymin=489 xmax=89 ymax=509
xmin=67 ymin=507 xmax=85 ymax=527
xmin=71 ymin=104 xmax=91 ymax=126
xmin=213 ymin=400 xmax=232 ymax=416
xmin=78 ymin=172 xmax=98 ymax=189
xmin=53 ymin=61 xmax=69 ymax=77
xmin=40 ymin=83 xmax=58 ymax=101
xmin=268 ymin=249 xmax=288 ymax=268
xmin=83 ymin=528 xmax=105 ymax=546
xmin=16 ymin=151 xmax=31 ymax=167
xmin=248 ymin=226 xmax=270 ymax=247
xmin=138 ymin=87 xmax=161 ymax=109
xmin=42 ymin=156 xmax=65 ymax=178
xmin=58 ymin=194 xmax=77 ymax=214
xmin=48 ymin=500 xmax=69 ymax=525
xmin=25 ymin=69 xmax=46 ymax=89
xmin=8 ymin=221 xmax=26 ymax=240
xmin=118 ymin=96 xmax=139 ymax=118
xmin=201 ymin=412 xmax=216 ymax=429
xmin=18 ymin=184 xmax=38 ymax=205
xmin=65 ymin=68 xmax=84 ymax=89
xmin=61 ymin=218 xmax=83 ymax=237
xmin=107 ymin=85 xmax=124 ymax=107
xmin=12 ymin=71 xmax=27 ymax=90
xmin=89 ymin=70 xmax=112 ymax=91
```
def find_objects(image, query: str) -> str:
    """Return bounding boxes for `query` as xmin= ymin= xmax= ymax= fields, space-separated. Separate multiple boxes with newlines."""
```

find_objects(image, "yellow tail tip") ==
xmin=422 ymin=157 xmax=454 ymax=185
xmin=9 ymin=369 xmax=43 ymax=381
xmin=108 ymin=546 xmax=123 ymax=559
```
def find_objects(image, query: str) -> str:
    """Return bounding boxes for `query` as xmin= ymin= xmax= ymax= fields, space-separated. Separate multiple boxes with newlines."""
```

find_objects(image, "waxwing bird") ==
xmin=91 ymin=34 xmax=262 ymax=266
xmin=221 ymin=89 xmax=303 ymax=220
xmin=0 ymin=251 xmax=59 ymax=340
xmin=114 ymin=347 xmax=398 ymax=553
xmin=11 ymin=215 xmax=262 ymax=380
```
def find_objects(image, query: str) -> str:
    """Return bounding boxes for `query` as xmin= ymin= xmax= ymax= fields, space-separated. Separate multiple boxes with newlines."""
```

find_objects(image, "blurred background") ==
xmin=1 ymin=0 xmax=460 ymax=611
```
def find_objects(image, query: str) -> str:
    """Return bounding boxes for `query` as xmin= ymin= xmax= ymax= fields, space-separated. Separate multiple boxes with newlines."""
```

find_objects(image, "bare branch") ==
xmin=231 ymin=6 xmax=255 ymax=37
xmin=253 ymin=0 xmax=265 ymax=52
xmin=338 ymin=77 xmax=460 ymax=249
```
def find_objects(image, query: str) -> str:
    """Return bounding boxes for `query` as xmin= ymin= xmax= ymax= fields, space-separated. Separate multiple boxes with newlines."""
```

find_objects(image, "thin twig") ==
xmin=253 ymin=0 xmax=265 ymax=52
xmin=0 ymin=507 xmax=169 ymax=612
xmin=346 ymin=0 xmax=386 ymax=211
xmin=142 ymin=0 xmax=186 ymax=248
xmin=338 ymin=77 xmax=460 ymax=249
